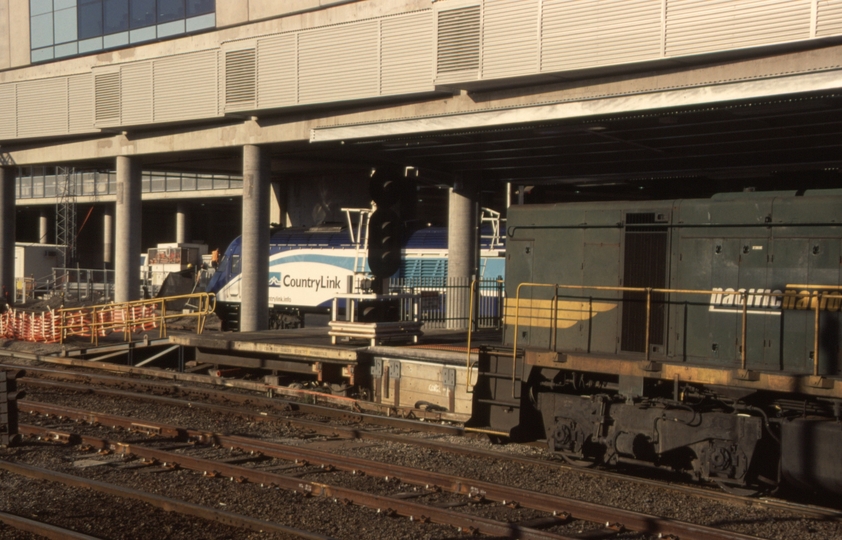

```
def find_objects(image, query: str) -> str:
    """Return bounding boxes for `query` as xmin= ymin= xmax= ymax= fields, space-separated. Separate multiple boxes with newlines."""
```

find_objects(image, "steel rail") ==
xmin=0 ymin=510 xmax=102 ymax=540
xmin=0 ymin=461 xmax=334 ymax=540
xmin=12 ymin=365 xmax=468 ymax=434
xmin=19 ymin=402 xmax=764 ymax=540
xmin=19 ymin=425 xmax=575 ymax=540
xmin=15 ymin=364 xmax=842 ymax=521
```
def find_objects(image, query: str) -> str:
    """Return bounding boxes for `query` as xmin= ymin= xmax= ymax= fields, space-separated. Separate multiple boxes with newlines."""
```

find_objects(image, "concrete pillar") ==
xmin=103 ymin=206 xmax=113 ymax=265
xmin=240 ymin=145 xmax=270 ymax=332
xmin=114 ymin=156 xmax=142 ymax=303
xmin=39 ymin=208 xmax=49 ymax=244
xmin=176 ymin=202 xmax=187 ymax=244
xmin=446 ymin=180 xmax=477 ymax=330
xmin=0 ymin=167 xmax=15 ymax=304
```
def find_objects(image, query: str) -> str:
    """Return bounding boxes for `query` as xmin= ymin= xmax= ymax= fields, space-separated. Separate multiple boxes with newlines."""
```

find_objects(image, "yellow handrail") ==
xmin=56 ymin=292 xmax=216 ymax=345
xmin=501 ymin=283 xmax=842 ymax=393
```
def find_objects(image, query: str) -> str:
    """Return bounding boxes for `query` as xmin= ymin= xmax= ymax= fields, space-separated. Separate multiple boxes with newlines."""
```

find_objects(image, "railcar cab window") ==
xmin=29 ymin=0 xmax=216 ymax=63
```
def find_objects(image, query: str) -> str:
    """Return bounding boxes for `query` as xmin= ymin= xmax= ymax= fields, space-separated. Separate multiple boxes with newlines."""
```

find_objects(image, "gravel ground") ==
xmin=9 ymin=382 xmax=842 ymax=539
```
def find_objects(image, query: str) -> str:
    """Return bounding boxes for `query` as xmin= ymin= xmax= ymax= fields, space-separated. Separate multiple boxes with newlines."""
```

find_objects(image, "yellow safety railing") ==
xmin=57 ymin=292 xmax=216 ymax=346
xmin=463 ymin=283 xmax=842 ymax=396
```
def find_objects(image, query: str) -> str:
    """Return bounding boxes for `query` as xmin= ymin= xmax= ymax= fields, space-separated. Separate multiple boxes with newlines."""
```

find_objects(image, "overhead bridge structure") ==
xmin=2 ymin=0 xmax=842 ymax=328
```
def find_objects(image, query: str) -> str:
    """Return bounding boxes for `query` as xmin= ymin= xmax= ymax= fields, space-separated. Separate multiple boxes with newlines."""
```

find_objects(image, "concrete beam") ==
xmin=0 ymin=166 xmax=14 ymax=304
xmin=240 ymin=145 xmax=270 ymax=332
xmin=114 ymin=156 xmax=142 ymax=303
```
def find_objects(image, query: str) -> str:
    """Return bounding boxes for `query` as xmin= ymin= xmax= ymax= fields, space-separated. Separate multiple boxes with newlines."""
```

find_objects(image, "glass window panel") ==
xmin=103 ymin=31 xmax=128 ymax=48
xmin=129 ymin=25 xmax=155 ymax=43
xmin=54 ymin=7 xmax=78 ymax=44
xmin=79 ymin=1 xmax=103 ymax=39
xmin=130 ymin=0 xmax=156 ymax=29
xmin=54 ymin=42 xmax=79 ymax=57
xmin=151 ymin=174 xmax=165 ymax=192
xmin=30 ymin=0 xmax=53 ymax=16
xmin=156 ymin=19 xmax=184 ymax=38
xmin=186 ymin=0 xmax=213 ymax=17
xmin=55 ymin=0 xmax=77 ymax=9
xmin=79 ymin=36 xmax=103 ymax=53
xmin=197 ymin=175 xmax=212 ymax=190
xmin=158 ymin=0 xmax=184 ymax=23
xmin=31 ymin=46 xmax=55 ymax=63
xmin=103 ymin=0 xmax=128 ymax=34
xmin=31 ymin=13 xmax=54 ymax=48
xmin=185 ymin=12 xmax=213 ymax=32
xmin=141 ymin=174 xmax=150 ymax=192
xmin=80 ymin=0 xmax=99 ymax=4
xmin=166 ymin=174 xmax=181 ymax=191
xmin=182 ymin=175 xmax=196 ymax=190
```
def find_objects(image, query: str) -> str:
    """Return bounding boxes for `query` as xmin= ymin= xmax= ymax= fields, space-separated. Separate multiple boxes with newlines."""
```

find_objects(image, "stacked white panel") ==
xmin=299 ymin=21 xmax=379 ymax=104
xmin=68 ymin=75 xmax=94 ymax=134
xmin=482 ymin=0 xmax=538 ymax=80
xmin=257 ymin=34 xmax=298 ymax=109
xmin=154 ymin=50 xmax=219 ymax=122
xmin=381 ymin=12 xmax=435 ymax=96
xmin=542 ymin=0 xmax=662 ymax=72
xmin=0 ymin=85 xmax=16 ymax=139
xmin=17 ymin=78 xmax=67 ymax=138
xmin=120 ymin=63 xmax=153 ymax=126
xmin=817 ymin=0 xmax=842 ymax=37
xmin=666 ymin=0 xmax=811 ymax=57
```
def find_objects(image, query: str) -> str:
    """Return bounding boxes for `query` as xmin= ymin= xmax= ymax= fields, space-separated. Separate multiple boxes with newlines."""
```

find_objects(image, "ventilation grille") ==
xmin=95 ymin=72 xmax=120 ymax=123
xmin=225 ymin=49 xmax=256 ymax=105
xmin=437 ymin=6 xmax=481 ymax=75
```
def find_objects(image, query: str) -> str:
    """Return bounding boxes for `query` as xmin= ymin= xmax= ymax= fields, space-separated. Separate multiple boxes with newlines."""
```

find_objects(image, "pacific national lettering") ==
xmin=709 ymin=286 xmax=842 ymax=313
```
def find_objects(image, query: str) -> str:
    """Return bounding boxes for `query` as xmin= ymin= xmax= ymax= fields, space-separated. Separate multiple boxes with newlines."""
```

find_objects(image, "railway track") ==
xmin=9 ymin=363 xmax=842 ymax=521
xmin=2 ymin=360 xmax=842 ymax=538
xmin=14 ymin=400 xmax=761 ymax=540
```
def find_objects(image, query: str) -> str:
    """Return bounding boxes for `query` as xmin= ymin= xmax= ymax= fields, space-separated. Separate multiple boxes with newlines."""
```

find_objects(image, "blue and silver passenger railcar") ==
xmin=207 ymin=225 xmax=505 ymax=329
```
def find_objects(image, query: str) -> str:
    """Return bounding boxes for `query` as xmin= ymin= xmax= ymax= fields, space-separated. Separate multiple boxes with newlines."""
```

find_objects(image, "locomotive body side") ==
xmin=492 ymin=190 xmax=842 ymax=494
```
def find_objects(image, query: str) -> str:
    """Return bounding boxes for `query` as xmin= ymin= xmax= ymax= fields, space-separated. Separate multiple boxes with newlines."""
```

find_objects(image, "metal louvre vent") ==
xmin=225 ymin=49 xmax=256 ymax=105
xmin=621 ymin=212 xmax=668 ymax=353
xmin=94 ymin=72 xmax=120 ymax=123
xmin=437 ymin=6 xmax=481 ymax=75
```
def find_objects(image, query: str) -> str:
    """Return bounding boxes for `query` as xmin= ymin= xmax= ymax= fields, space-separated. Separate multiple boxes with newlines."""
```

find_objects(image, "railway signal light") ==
xmin=368 ymin=209 xmax=404 ymax=279
xmin=0 ymin=369 xmax=25 ymax=447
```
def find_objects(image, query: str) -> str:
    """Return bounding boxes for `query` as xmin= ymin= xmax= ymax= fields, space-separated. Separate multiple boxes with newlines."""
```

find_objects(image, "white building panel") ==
xmin=542 ymin=0 xmax=662 ymax=72
xmin=257 ymin=34 xmax=298 ymax=108
xmin=17 ymin=77 xmax=67 ymax=138
xmin=817 ymin=0 xmax=842 ymax=37
xmin=298 ymin=21 xmax=380 ymax=104
xmin=381 ymin=12 xmax=435 ymax=96
xmin=666 ymin=0 xmax=812 ymax=57
xmin=154 ymin=50 xmax=219 ymax=122
xmin=120 ymin=62 xmax=153 ymax=126
xmin=68 ymin=74 xmax=94 ymax=134
xmin=482 ymin=0 xmax=539 ymax=80
xmin=0 ymin=85 xmax=16 ymax=139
